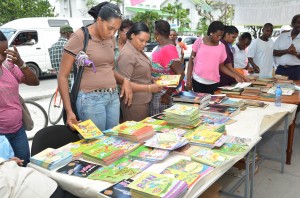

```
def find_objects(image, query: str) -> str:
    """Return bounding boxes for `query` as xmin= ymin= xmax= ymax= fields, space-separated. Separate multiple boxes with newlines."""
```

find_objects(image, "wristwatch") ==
xmin=19 ymin=62 xmax=27 ymax=69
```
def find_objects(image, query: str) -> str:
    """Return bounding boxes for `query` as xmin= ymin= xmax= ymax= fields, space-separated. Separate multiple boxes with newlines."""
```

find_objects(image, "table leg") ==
xmin=286 ymin=107 xmax=299 ymax=164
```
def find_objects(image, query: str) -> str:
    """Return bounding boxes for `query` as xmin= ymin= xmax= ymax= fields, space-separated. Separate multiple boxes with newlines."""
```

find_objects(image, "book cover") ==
xmin=155 ymin=75 xmax=181 ymax=87
xmin=172 ymin=91 xmax=211 ymax=104
xmin=112 ymin=121 xmax=153 ymax=136
xmin=99 ymin=179 xmax=133 ymax=198
xmin=213 ymin=143 xmax=248 ymax=156
xmin=173 ymin=144 xmax=204 ymax=156
xmin=191 ymin=148 xmax=232 ymax=167
xmin=185 ymin=130 xmax=222 ymax=144
xmin=127 ymin=172 xmax=184 ymax=197
xmin=200 ymin=104 xmax=240 ymax=117
xmin=72 ymin=119 xmax=103 ymax=139
xmin=128 ymin=145 xmax=153 ymax=159
xmin=157 ymin=132 xmax=179 ymax=143
xmin=161 ymin=168 xmax=200 ymax=187
xmin=165 ymin=159 xmax=214 ymax=176
xmin=141 ymin=117 xmax=167 ymax=126
xmin=57 ymin=160 xmax=101 ymax=177
xmin=210 ymin=95 xmax=228 ymax=104
xmin=100 ymin=136 xmax=140 ymax=154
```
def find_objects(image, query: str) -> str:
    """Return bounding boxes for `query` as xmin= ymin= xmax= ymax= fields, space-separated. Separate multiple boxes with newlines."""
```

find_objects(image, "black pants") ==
xmin=275 ymin=65 xmax=300 ymax=80
xmin=192 ymin=79 xmax=219 ymax=94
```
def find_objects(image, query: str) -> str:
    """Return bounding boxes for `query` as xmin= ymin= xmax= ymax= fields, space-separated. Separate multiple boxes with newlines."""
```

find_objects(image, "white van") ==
xmin=0 ymin=17 xmax=94 ymax=77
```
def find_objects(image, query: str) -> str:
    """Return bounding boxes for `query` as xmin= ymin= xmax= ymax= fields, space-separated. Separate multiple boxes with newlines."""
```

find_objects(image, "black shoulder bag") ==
xmin=63 ymin=26 xmax=89 ymax=124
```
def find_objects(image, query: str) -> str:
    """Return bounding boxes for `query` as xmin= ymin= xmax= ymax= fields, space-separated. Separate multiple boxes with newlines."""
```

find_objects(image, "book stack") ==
xmin=191 ymin=147 xmax=233 ymax=167
xmin=161 ymin=159 xmax=214 ymax=187
xmin=112 ymin=121 xmax=155 ymax=143
xmin=219 ymin=87 xmax=243 ymax=95
xmin=172 ymin=91 xmax=211 ymax=109
xmin=199 ymin=104 xmax=240 ymax=118
xmin=129 ymin=145 xmax=170 ymax=162
xmin=30 ymin=148 xmax=73 ymax=170
xmin=72 ymin=119 xmax=103 ymax=139
xmin=251 ymin=78 xmax=274 ymax=87
xmin=164 ymin=104 xmax=201 ymax=128
xmin=128 ymin=172 xmax=188 ymax=198
xmin=100 ymin=136 xmax=140 ymax=155
xmin=241 ymin=87 xmax=261 ymax=96
xmin=274 ymin=74 xmax=293 ymax=83
xmin=185 ymin=130 xmax=224 ymax=148
xmin=155 ymin=75 xmax=181 ymax=87
xmin=82 ymin=144 xmax=124 ymax=165
xmin=144 ymin=134 xmax=189 ymax=151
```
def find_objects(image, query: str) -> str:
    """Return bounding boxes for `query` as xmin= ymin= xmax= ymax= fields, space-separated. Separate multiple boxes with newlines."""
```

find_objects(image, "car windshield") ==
xmin=0 ymin=28 xmax=17 ymax=40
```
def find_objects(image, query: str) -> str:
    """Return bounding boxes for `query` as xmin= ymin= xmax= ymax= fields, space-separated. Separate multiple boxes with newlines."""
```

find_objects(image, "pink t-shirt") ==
xmin=0 ymin=61 xmax=24 ymax=133
xmin=192 ymin=38 xmax=227 ymax=82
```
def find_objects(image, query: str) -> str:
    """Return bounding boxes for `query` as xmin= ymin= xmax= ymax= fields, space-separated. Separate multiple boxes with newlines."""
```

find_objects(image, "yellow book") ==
xmin=155 ymin=75 xmax=181 ymax=87
xmin=73 ymin=119 xmax=103 ymax=139
xmin=186 ymin=130 xmax=222 ymax=144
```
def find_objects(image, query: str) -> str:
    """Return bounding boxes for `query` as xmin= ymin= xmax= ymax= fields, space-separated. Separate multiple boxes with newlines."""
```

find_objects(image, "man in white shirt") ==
xmin=273 ymin=14 xmax=300 ymax=80
xmin=248 ymin=23 xmax=274 ymax=77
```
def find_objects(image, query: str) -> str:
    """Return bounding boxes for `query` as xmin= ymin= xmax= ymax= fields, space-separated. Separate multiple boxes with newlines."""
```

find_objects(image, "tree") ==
xmin=0 ymin=0 xmax=54 ymax=25
xmin=132 ymin=11 xmax=160 ymax=41
xmin=194 ymin=0 xmax=233 ymax=25
xmin=197 ymin=18 xmax=208 ymax=36
xmin=161 ymin=0 xmax=191 ymax=33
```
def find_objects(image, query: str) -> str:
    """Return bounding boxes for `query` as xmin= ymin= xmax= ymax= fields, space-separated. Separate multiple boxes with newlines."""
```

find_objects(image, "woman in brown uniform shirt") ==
xmin=58 ymin=2 xmax=132 ymax=130
xmin=118 ymin=22 xmax=162 ymax=121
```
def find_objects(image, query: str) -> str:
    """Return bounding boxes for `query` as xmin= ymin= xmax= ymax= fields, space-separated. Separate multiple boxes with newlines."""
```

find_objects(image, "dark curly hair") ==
xmin=154 ymin=20 xmax=170 ymax=38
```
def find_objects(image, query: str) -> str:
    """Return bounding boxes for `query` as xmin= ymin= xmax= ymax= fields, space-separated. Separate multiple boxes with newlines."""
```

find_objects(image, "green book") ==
xmin=213 ymin=143 xmax=247 ymax=156
xmin=191 ymin=147 xmax=232 ymax=167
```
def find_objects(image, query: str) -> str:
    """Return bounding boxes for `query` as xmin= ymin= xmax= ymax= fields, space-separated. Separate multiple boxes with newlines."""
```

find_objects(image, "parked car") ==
xmin=144 ymin=41 xmax=158 ymax=52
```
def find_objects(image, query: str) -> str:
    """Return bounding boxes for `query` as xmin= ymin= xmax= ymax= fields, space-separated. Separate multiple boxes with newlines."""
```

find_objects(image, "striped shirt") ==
xmin=0 ymin=62 xmax=24 ymax=133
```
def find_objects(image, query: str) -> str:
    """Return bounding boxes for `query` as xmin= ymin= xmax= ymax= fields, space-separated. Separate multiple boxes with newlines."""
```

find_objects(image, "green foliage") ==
xmin=132 ymin=11 xmax=160 ymax=41
xmin=161 ymin=0 xmax=190 ymax=34
xmin=0 ymin=0 xmax=54 ymax=25
xmin=197 ymin=18 xmax=208 ymax=36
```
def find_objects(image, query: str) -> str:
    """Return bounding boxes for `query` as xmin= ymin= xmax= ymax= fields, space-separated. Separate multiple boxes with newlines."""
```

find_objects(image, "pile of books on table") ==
xmin=128 ymin=172 xmax=189 ymax=198
xmin=172 ymin=91 xmax=211 ymax=109
xmin=82 ymin=143 xmax=124 ymax=165
xmin=144 ymin=133 xmax=189 ymax=151
xmin=164 ymin=104 xmax=201 ymax=128
xmin=251 ymin=78 xmax=274 ymax=87
xmin=111 ymin=121 xmax=155 ymax=143
xmin=267 ymin=83 xmax=295 ymax=96
xmin=199 ymin=104 xmax=240 ymax=118
xmin=30 ymin=148 xmax=73 ymax=170
xmin=241 ymin=87 xmax=261 ymax=96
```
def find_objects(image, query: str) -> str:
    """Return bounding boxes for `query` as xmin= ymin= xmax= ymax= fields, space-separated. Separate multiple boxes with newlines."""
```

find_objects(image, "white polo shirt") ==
xmin=233 ymin=45 xmax=247 ymax=68
xmin=248 ymin=38 xmax=274 ymax=77
xmin=273 ymin=31 xmax=300 ymax=66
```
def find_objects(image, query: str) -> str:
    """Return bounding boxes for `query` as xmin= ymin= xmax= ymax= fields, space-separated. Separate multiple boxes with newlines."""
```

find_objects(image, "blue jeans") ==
xmin=76 ymin=90 xmax=120 ymax=131
xmin=3 ymin=126 xmax=30 ymax=167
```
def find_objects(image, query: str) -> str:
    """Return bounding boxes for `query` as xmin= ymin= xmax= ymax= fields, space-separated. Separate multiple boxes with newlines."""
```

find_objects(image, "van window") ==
xmin=48 ymin=20 xmax=69 ymax=27
xmin=184 ymin=37 xmax=196 ymax=45
xmin=12 ymin=31 xmax=38 ymax=46
xmin=82 ymin=20 xmax=94 ymax=26
xmin=0 ymin=28 xmax=16 ymax=40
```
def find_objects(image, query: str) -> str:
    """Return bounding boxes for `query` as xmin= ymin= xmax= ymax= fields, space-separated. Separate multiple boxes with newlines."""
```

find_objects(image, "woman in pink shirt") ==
xmin=0 ymin=31 xmax=39 ymax=166
xmin=186 ymin=21 xmax=243 ymax=94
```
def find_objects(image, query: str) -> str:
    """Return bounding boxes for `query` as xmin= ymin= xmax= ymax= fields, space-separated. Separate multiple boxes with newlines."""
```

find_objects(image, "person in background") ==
xmin=219 ymin=26 xmax=248 ymax=86
xmin=150 ymin=20 xmax=184 ymax=115
xmin=248 ymin=23 xmax=274 ymax=78
xmin=49 ymin=25 xmax=74 ymax=90
xmin=58 ymin=2 xmax=132 ymax=131
xmin=233 ymin=32 xmax=253 ymax=75
xmin=118 ymin=22 xmax=162 ymax=121
xmin=186 ymin=21 xmax=244 ymax=94
xmin=274 ymin=14 xmax=300 ymax=80
xmin=177 ymin=37 xmax=187 ymax=59
xmin=0 ymin=31 xmax=39 ymax=166
xmin=169 ymin=29 xmax=182 ymax=61
xmin=114 ymin=19 xmax=134 ymax=67
xmin=0 ymin=135 xmax=74 ymax=198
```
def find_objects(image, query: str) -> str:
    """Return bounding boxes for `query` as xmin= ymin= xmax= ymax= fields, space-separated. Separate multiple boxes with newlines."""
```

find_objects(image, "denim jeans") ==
xmin=76 ymin=90 xmax=120 ymax=131
xmin=2 ymin=126 xmax=30 ymax=167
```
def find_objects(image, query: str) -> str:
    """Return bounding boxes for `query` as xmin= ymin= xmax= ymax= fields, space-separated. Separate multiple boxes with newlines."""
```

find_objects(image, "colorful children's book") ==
xmin=88 ymin=166 xmax=139 ymax=183
xmin=56 ymin=160 xmax=101 ymax=177
xmin=30 ymin=148 xmax=73 ymax=170
xmin=200 ymin=104 xmax=240 ymax=118
xmin=72 ymin=119 xmax=103 ymax=139
xmin=144 ymin=135 xmax=188 ymax=151
xmin=141 ymin=117 xmax=167 ymax=126
xmin=185 ymin=130 xmax=222 ymax=145
xmin=157 ymin=132 xmax=179 ymax=143
xmin=128 ymin=172 xmax=188 ymax=198
xmin=191 ymin=148 xmax=233 ymax=167
xmin=213 ymin=143 xmax=248 ymax=156
xmin=165 ymin=159 xmax=214 ymax=177
xmin=128 ymin=145 xmax=169 ymax=162
xmin=100 ymin=136 xmax=140 ymax=155
xmin=155 ymin=75 xmax=181 ymax=87
xmin=161 ymin=168 xmax=200 ymax=187
xmin=82 ymin=144 xmax=124 ymax=165
xmin=172 ymin=91 xmax=211 ymax=104
xmin=99 ymin=179 xmax=133 ymax=198
xmin=112 ymin=157 xmax=151 ymax=171
xmin=173 ymin=144 xmax=204 ymax=156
